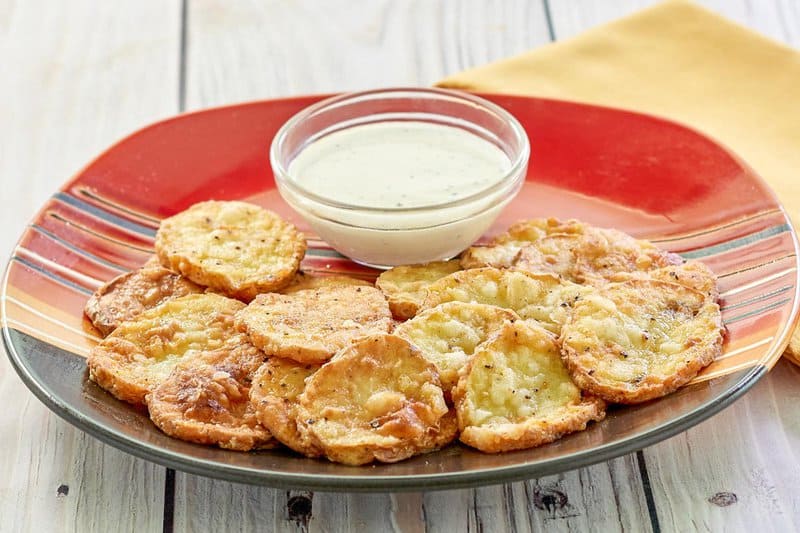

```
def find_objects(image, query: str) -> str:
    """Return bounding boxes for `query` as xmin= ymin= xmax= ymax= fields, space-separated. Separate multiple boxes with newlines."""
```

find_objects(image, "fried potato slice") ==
xmin=87 ymin=293 xmax=246 ymax=405
xmin=394 ymin=302 xmax=518 ymax=394
xmin=609 ymin=261 xmax=719 ymax=300
xmin=460 ymin=218 xmax=585 ymax=269
xmin=236 ymin=285 xmax=392 ymax=364
xmin=569 ymin=227 xmax=683 ymax=286
xmin=155 ymin=200 xmax=306 ymax=301
xmin=281 ymin=271 xmax=371 ymax=294
xmin=560 ymin=279 xmax=723 ymax=404
xmin=85 ymin=267 xmax=204 ymax=336
xmin=421 ymin=267 xmax=590 ymax=334
xmin=249 ymin=357 xmax=322 ymax=456
xmin=295 ymin=334 xmax=454 ymax=465
xmin=513 ymin=233 xmax=583 ymax=280
xmin=146 ymin=343 xmax=272 ymax=451
xmin=454 ymin=321 xmax=606 ymax=453
xmin=375 ymin=260 xmax=461 ymax=320
xmin=462 ymin=218 xmax=682 ymax=286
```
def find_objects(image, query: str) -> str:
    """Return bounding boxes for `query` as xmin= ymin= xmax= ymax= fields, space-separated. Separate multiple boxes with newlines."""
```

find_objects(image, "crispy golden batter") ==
xmin=295 ymin=334 xmax=453 ymax=465
xmin=87 ymin=293 xmax=246 ymax=405
xmin=375 ymin=260 xmax=461 ymax=320
xmin=422 ymin=267 xmax=590 ymax=334
xmin=462 ymin=218 xmax=681 ymax=286
xmin=85 ymin=267 xmax=203 ymax=336
xmin=609 ymin=261 xmax=719 ymax=300
xmin=249 ymin=357 xmax=322 ymax=456
xmin=569 ymin=227 xmax=683 ymax=286
xmin=460 ymin=218 xmax=585 ymax=269
xmin=281 ymin=271 xmax=371 ymax=294
xmin=155 ymin=200 xmax=306 ymax=301
xmin=513 ymin=234 xmax=583 ymax=280
xmin=146 ymin=351 xmax=273 ymax=451
xmin=236 ymin=285 xmax=392 ymax=364
xmin=394 ymin=302 xmax=518 ymax=394
xmin=560 ymin=279 xmax=723 ymax=404
xmin=454 ymin=321 xmax=606 ymax=453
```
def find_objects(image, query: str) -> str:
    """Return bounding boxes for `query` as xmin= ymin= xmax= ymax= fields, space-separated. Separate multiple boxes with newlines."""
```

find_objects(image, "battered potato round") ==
xmin=609 ymin=261 xmax=719 ymax=300
xmin=421 ymin=267 xmax=590 ymax=334
xmin=87 ymin=293 xmax=246 ymax=405
xmin=85 ymin=267 xmax=203 ymax=336
xmin=295 ymin=334 xmax=454 ymax=465
xmin=454 ymin=321 xmax=606 ymax=453
xmin=146 ymin=346 xmax=273 ymax=451
xmin=513 ymin=234 xmax=584 ymax=280
xmin=560 ymin=279 xmax=723 ymax=404
xmin=280 ymin=271 xmax=371 ymax=294
xmin=461 ymin=218 xmax=682 ymax=286
xmin=155 ymin=200 xmax=306 ymax=301
xmin=375 ymin=260 xmax=461 ymax=320
xmin=460 ymin=218 xmax=585 ymax=269
xmin=394 ymin=302 xmax=518 ymax=394
xmin=236 ymin=285 xmax=392 ymax=364
xmin=569 ymin=227 xmax=683 ymax=286
xmin=249 ymin=357 xmax=322 ymax=456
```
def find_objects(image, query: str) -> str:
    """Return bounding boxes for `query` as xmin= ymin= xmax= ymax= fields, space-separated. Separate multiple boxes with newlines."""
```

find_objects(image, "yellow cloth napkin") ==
xmin=438 ymin=0 xmax=800 ymax=366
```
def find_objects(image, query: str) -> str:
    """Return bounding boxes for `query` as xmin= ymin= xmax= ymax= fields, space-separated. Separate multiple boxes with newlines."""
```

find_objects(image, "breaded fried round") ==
xmin=560 ymin=279 xmax=723 ymax=404
xmin=236 ymin=285 xmax=392 ymax=364
xmin=513 ymin=233 xmax=583 ymax=280
xmin=249 ymin=358 xmax=322 ymax=456
xmin=422 ymin=267 xmax=590 ymax=334
xmin=609 ymin=261 xmax=719 ymax=300
xmin=87 ymin=293 xmax=246 ymax=405
xmin=147 ymin=359 xmax=273 ymax=451
xmin=281 ymin=271 xmax=370 ymax=295
xmin=85 ymin=267 xmax=203 ymax=336
xmin=460 ymin=218 xmax=585 ymax=269
xmin=295 ymin=334 xmax=453 ymax=465
xmin=569 ymin=227 xmax=683 ymax=286
xmin=155 ymin=200 xmax=306 ymax=301
xmin=375 ymin=260 xmax=461 ymax=320
xmin=394 ymin=302 xmax=518 ymax=394
xmin=461 ymin=218 xmax=681 ymax=285
xmin=454 ymin=321 xmax=606 ymax=453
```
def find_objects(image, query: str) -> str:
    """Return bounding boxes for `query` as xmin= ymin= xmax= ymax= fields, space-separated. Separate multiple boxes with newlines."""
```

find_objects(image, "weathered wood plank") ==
xmin=0 ymin=1 xmax=181 ymax=531
xmin=643 ymin=361 xmax=800 ymax=531
xmin=183 ymin=0 xmax=552 ymax=108
xmin=547 ymin=0 xmax=799 ymax=47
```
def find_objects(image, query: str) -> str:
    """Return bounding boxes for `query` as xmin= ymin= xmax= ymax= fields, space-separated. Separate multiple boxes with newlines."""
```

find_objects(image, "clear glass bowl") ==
xmin=270 ymin=87 xmax=530 ymax=268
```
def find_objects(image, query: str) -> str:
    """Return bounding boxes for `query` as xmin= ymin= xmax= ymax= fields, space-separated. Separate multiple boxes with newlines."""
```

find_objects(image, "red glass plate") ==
xmin=3 ymin=93 xmax=798 ymax=490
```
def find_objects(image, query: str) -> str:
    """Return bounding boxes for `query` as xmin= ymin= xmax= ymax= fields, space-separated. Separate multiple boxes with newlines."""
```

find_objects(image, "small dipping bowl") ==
xmin=270 ymin=87 xmax=530 ymax=268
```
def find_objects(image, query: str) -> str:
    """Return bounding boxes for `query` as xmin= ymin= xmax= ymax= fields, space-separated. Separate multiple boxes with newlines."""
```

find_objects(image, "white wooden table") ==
xmin=2 ymin=1 xmax=799 ymax=531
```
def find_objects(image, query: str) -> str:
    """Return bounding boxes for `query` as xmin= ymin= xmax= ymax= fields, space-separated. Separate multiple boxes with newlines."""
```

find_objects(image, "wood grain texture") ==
xmin=184 ymin=0 xmax=552 ymax=108
xmin=644 ymin=360 xmax=800 ymax=531
xmin=0 ymin=1 xmax=180 ymax=531
xmin=548 ymin=0 xmax=800 ymax=46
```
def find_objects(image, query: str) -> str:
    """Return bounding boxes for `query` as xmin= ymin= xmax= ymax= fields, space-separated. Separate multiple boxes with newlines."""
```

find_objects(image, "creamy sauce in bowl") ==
xmin=271 ymin=89 xmax=529 ymax=268
xmin=288 ymin=121 xmax=511 ymax=209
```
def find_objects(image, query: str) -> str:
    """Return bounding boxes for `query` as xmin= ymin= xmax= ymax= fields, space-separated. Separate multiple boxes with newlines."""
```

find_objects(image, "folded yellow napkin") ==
xmin=438 ymin=0 xmax=800 ymax=366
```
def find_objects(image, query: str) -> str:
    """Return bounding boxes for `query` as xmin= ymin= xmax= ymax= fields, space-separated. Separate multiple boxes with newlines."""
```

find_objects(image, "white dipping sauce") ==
xmin=280 ymin=120 xmax=521 ymax=267
xmin=288 ymin=121 xmax=511 ymax=208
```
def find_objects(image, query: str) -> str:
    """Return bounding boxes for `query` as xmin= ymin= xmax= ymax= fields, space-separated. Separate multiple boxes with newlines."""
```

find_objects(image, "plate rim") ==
xmin=3 ymin=91 xmax=799 ymax=491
